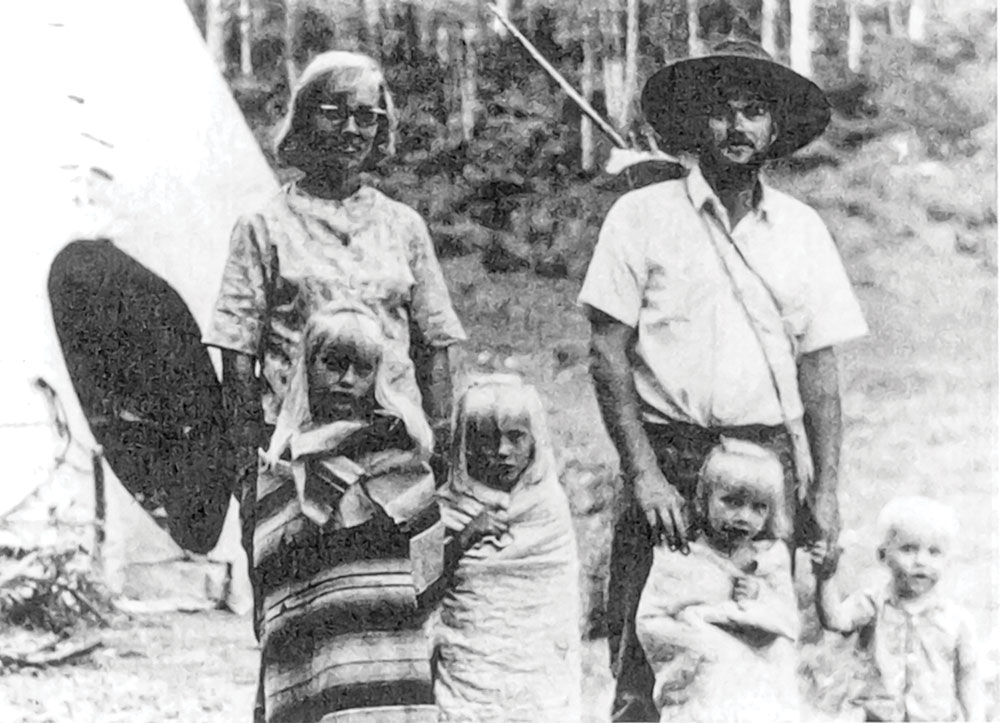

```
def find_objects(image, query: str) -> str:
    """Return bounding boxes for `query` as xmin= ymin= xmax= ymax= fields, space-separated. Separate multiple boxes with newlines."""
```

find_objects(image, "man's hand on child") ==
xmin=732 ymin=574 xmax=759 ymax=602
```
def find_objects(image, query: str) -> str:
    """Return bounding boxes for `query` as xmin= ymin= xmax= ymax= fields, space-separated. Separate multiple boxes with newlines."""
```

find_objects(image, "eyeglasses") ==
xmin=317 ymin=103 xmax=386 ymax=128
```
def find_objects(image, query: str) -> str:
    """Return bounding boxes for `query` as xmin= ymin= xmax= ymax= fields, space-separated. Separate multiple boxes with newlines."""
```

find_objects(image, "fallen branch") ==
xmin=0 ymin=638 xmax=102 ymax=670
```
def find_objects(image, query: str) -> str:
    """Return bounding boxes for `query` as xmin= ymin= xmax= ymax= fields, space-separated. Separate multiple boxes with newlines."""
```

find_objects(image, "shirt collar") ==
xmin=883 ymin=582 xmax=945 ymax=616
xmin=685 ymin=164 xmax=773 ymax=225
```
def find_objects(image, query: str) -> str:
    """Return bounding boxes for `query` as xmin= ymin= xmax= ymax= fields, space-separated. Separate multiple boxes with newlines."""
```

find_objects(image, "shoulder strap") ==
xmin=696 ymin=208 xmax=814 ymax=498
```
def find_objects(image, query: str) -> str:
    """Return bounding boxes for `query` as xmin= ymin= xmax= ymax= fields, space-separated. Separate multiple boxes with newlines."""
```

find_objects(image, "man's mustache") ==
xmin=724 ymin=134 xmax=753 ymax=146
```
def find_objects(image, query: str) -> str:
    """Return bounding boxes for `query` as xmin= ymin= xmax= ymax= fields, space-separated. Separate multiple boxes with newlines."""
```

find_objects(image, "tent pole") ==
xmin=92 ymin=448 xmax=105 ymax=569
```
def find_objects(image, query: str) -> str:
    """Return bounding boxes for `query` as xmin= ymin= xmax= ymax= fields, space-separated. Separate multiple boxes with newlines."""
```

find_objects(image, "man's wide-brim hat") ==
xmin=641 ymin=38 xmax=831 ymax=159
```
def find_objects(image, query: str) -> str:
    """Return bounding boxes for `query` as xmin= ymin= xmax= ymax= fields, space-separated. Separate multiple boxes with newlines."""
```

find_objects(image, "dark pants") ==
xmin=607 ymin=420 xmax=796 ymax=721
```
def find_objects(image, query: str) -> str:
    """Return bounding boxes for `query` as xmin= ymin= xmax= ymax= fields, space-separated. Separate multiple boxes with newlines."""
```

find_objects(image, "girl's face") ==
xmin=705 ymin=480 xmax=771 ymax=544
xmin=465 ymin=412 xmax=535 ymax=492
xmin=301 ymin=73 xmax=382 ymax=173
xmin=307 ymin=330 xmax=380 ymax=422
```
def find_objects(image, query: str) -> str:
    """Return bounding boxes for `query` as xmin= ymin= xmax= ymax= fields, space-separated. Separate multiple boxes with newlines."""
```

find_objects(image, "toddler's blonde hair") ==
xmin=696 ymin=437 xmax=790 ymax=540
xmin=875 ymin=496 xmax=958 ymax=550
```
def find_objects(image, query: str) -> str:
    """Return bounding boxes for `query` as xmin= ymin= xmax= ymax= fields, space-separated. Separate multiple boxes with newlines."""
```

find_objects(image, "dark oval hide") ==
xmin=48 ymin=239 xmax=233 ymax=554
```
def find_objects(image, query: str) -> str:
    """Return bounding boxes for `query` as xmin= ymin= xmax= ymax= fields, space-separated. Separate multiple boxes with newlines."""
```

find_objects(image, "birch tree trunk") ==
xmin=460 ymin=21 xmax=479 ymax=143
xmin=600 ymin=4 xmax=628 ymax=130
xmin=688 ymin=0 xmax=703 ymax=57
xmin=789 ymin=0 xmax=814 ymax=79
xmin=581 ymin=18 xmax=597 ymax=172
xmin=908 ymin=0 xmax=928 ymax=42
xmin=205 ymin=0 xmax=228 ymax=73
xmin=359 ymin=0 xmax=382 ymax=55
xmin=847 ymin=0 xmax=863 ymax=73
xmin=761 ymin=0 xmax=779 ymax=57
xmin=285 ymin=0 xmax=300 ymax=87
xmin=490 ymin=0 xmax=512 ymax=38
xmin=887 ymin=0 xmax=906 ymax=36
xmin=624 ymin=0 xmax=639 ymax=128
xmin=238 ymin=0 xmax=253 ymax=77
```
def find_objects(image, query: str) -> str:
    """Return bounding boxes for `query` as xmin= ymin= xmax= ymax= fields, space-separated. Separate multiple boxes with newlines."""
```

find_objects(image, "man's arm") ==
xmin=798 ymin=346 xmax=842 ymax=552
xmin=589 ymin=309 xmax=687 ymax=546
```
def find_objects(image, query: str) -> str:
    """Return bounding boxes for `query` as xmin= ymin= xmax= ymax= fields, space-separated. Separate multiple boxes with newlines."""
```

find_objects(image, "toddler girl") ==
xmin=636 ymin=437 xmax=800 ymax=723
xmin=433 ymin=375 xmax=582 ymax=722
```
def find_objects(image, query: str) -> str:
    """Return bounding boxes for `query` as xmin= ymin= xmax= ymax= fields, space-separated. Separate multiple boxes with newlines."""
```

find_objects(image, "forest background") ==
xmin=4 ymin=0 xmax=997 ymax=720
xmin=202 ymin=0 xmax=998 ymax=712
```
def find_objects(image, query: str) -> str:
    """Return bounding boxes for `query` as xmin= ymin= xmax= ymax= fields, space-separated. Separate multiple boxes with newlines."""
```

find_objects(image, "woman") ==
xmin=203 ymin=51 xmax=465 ymax=721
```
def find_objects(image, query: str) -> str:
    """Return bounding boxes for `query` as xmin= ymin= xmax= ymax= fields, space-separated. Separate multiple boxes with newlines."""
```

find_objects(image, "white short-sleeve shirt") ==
xmin=578 ymin=166 xmax=868 ymax=428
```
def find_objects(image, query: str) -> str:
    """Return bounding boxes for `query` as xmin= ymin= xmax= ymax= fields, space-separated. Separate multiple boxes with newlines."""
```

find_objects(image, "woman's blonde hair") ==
xmin=695 ymin=437 xmax=790 ymax=540
xmin=274 ymin=51 xmax=398 ymax=170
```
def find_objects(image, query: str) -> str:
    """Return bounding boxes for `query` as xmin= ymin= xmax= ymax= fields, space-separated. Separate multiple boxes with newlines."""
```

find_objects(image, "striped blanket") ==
xmin=253 ymin=452 xmax=439 ymax=723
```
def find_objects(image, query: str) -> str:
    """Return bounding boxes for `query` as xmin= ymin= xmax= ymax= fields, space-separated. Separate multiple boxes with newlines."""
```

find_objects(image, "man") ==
xmin=578 ymin=35 xmax=869 ymax=721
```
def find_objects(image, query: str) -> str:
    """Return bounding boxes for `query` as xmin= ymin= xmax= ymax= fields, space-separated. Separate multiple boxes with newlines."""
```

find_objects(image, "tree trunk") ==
xmin=460 ymin=21 xmax=479 ymax=143
xmin=847 ymin=0 xmax=863 ymax=73
xmin=761 ymin=0 xmax=779 ymax=57
xmin=581 ymin=18 xmax=597 ymax=172
xmin=285 ymin=0 xmax=300 ymax=88
xmin=624 ymin=0 xmax=639 ymax=128
xmin=789 ymin=0 xmax=813 ymax=79
xmin=490 ymin=0 xmax=512 ymax=37
xmin=908 ymin=0 xmax=928 ymax=42
xmin=238 ymin=0 xmax=253 ymax=77
xmin=600 ymin=4 xmax=628 ymax=130
xmin=887 ymin=0 xmax=906 ymax=36
xmin=359 ymin=0 xmax=381 ymax=56
xmin=687 ymin=0 xmax=702 ymax=57
xmin=205 ymin=0 xmax=228 ymax=73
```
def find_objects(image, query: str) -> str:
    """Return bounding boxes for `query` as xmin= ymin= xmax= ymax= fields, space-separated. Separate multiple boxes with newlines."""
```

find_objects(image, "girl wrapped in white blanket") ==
xmin=433 ymin=375 xmax=582 ymax=723
xmin=636 ymin=438 xmax=800 ymax=723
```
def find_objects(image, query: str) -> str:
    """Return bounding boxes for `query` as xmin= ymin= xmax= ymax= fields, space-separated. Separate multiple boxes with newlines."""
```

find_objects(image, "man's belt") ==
xmin=644 ymin=417 xmax=786 ymax=447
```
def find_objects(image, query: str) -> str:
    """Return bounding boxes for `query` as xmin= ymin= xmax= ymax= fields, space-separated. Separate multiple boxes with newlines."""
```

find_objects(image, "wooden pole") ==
xmin=487 ymin=4 xmax=629 ymax=148
xmin=92 ymin=448 xmax=105 ymax=569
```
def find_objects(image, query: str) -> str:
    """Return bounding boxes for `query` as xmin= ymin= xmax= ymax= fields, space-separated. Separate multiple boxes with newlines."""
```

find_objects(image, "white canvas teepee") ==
xmin=4 ymin=0 xmax=280 ymax=610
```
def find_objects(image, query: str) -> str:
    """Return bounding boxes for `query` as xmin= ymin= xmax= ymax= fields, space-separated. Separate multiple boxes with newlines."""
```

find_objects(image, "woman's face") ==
xmin=302 ymin=73 xmax=383 ymax=172
xmin=307 ymin=330 xmax=381 ymax=422
xmin=465 ymin=413 xmax=535 ymax=493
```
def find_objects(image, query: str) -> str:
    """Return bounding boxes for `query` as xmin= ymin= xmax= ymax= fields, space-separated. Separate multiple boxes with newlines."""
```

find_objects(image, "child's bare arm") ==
xmin=956 ymin=612 xmax=984 ymax=721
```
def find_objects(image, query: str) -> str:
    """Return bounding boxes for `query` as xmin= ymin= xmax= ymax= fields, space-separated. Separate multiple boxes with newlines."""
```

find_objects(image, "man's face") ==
xmin=879 ymin=526 xmax=949 ymax=599
xmin=704 ymin=90 xmax=777 ymax=166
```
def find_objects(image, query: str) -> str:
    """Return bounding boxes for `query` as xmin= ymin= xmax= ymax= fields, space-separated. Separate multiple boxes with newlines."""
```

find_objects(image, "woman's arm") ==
xmin=222 ymin=351 xmax=264 ymax=491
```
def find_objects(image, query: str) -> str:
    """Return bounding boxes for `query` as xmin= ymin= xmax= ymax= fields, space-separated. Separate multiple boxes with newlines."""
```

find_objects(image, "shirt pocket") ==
xmin=642 ymin=258 xmax=721 ymax=325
